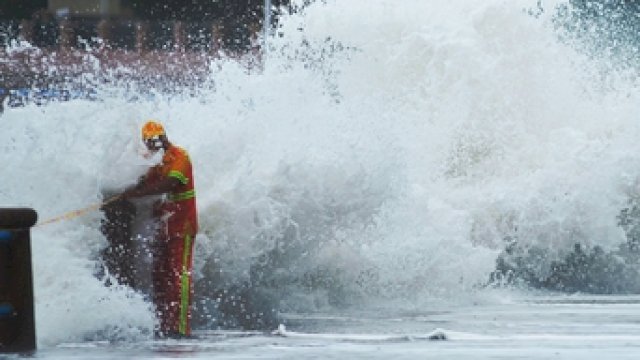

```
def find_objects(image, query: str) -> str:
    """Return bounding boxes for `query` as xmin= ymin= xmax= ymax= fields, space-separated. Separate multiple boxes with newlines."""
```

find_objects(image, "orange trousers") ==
xmin=153 ymin=200 xmax=197 ymax=337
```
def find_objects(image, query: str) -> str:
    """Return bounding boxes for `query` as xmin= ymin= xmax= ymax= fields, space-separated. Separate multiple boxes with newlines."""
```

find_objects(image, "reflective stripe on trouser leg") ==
xmin=178 ymin=231 xmax=193 ymax=335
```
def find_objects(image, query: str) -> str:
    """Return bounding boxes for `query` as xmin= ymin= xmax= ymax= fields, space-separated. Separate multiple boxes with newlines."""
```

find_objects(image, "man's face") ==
xmin=144 ymin=135 xmax=163 ymax=152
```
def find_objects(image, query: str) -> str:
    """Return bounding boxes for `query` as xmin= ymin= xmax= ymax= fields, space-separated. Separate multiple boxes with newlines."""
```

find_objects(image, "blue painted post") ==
xmin=0 ymin=208 xmax=38 ymax=354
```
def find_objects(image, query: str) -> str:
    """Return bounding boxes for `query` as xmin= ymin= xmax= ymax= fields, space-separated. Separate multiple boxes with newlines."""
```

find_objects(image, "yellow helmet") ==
xmin=141 ymin=120 xmax=165 ymax=140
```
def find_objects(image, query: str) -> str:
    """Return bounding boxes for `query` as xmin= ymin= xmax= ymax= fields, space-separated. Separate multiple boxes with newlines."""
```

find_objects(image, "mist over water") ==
xmin=2 ymin=0 xmax=640 ymax=345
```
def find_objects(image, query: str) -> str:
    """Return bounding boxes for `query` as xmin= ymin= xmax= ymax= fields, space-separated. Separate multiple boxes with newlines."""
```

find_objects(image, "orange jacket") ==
xmin=146 ymin=144 xmax=198 ymax=232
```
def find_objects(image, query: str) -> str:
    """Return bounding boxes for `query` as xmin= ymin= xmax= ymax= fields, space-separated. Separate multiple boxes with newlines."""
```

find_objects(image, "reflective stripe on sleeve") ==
xmin=168 ymin=170 xmax=189 ymax=185
xmin=168 ymin=189 xmax=195 ymax=202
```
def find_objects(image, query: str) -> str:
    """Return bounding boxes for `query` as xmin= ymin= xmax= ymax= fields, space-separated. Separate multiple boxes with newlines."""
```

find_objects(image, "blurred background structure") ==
xmin=0 ymin=0 xmax=291 ymax=108
xmin=0 ymin=0 xmax=291 ymax=50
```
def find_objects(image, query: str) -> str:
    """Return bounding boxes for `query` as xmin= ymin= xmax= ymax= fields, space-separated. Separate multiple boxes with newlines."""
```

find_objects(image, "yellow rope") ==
xmin=35 ymin=195 xmax=122 ymax=228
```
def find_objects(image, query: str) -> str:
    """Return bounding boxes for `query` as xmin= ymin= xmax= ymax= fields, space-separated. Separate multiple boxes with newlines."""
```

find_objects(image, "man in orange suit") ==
xmin=123 ymin=120 xmax=198 ymax=338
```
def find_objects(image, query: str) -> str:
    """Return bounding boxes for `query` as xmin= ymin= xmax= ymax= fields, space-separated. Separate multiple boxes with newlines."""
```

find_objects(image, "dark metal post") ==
xmin=96 ymin=19 xmax=112 ymax=46
xmin=135 ymin=21 xmax=150 ymax=53
xmin=0 ymin=208 xmax=38 ymax=354
xmin=211 ymin=21 xmax=224 ymax=53
xmin=173 ymin=21 xmax=186 ymax=52
xmin=58 ymin=19 xmax=75 ymax=50
xmin=18 ymin=20 xmax=34 ymax=43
